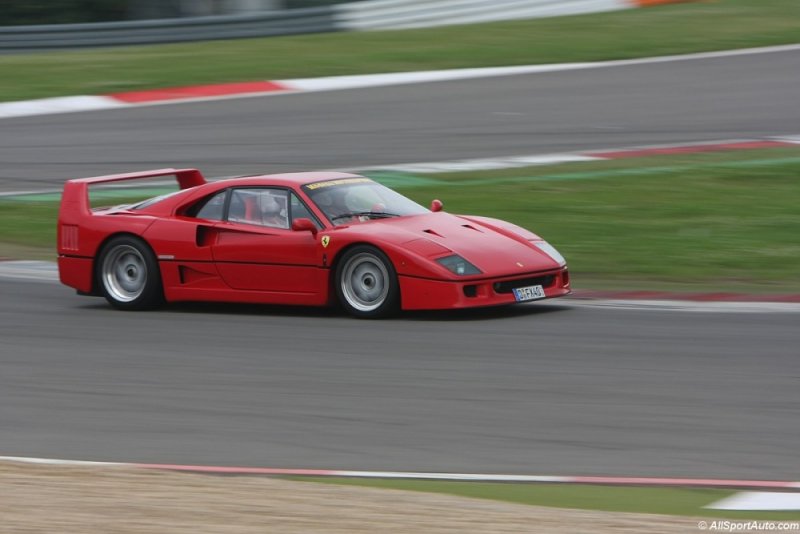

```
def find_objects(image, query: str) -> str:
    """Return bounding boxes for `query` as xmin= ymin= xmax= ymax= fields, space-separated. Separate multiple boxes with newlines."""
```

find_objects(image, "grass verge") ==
xmin=1 ymin=0 xmax=799 ymax=102
xmin=293 ymin=477 xmax=800 ymax=520
xmin=2 ymin=147 xmax=799 ymax=292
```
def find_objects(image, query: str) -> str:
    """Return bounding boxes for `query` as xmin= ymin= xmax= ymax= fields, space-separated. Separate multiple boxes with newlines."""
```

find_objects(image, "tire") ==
xmin=335 ymin=245 xmax=399 ymax=319
xmin=97 ymin=235 xmax=164 ymax=310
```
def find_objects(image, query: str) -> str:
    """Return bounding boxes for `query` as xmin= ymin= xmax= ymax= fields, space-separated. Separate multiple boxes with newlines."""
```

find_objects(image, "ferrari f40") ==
xmin=57 ymin=169 xmax=570 ymax=318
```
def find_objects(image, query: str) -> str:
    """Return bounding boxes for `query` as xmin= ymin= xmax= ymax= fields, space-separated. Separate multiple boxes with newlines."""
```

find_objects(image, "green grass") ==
xmin=1 ymin=0 xmax=799 ymax=101
xmin=3 ymin=147 xmax=800 ymax=291
xmin=0 ymin=186 xmax=173 ymax=260
xmin=0 ymin=201 xmax=58 ymax=257
xmin=292 ymin=478 xmax=800 ymax=520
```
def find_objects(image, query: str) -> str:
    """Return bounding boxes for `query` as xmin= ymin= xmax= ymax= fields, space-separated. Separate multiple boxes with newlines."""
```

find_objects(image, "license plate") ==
xmin=512 ymin=285 xmax=546 ymax=302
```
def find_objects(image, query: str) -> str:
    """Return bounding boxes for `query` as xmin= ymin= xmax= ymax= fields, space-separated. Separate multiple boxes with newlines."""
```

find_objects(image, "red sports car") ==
xmin=57 ymin=169 xmax=570 ymax=318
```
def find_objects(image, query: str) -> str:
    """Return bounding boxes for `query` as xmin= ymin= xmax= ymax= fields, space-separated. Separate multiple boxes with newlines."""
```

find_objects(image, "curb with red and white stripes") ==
xmin=5 ymin=456 xmax=800 ymax=510
xmin=2 ymin=455 xmax=799 ymax=491
xmin=363 ymin=136 xmax=800 ymax=174
xmin=3 ymin=43 xmax=800 ymax=120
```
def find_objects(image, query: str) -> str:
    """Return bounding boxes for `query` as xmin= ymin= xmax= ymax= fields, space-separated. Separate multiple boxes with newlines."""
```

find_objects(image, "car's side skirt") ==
xmin=159 ymin=260 xmax=331 ymax=307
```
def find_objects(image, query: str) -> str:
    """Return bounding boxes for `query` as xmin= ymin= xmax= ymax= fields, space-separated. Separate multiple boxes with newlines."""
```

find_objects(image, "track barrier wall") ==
xmin=0 ymin=0 xmax=703 ymax=50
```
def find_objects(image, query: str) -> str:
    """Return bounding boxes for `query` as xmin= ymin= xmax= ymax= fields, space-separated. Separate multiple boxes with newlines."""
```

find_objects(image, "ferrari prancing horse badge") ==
xmin=321 ymin=236 xmax=330 ymax=248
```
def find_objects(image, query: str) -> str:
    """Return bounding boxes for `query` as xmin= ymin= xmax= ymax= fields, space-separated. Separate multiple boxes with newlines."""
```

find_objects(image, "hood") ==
xmin=340 ymin=212 xmax=563 ymax=276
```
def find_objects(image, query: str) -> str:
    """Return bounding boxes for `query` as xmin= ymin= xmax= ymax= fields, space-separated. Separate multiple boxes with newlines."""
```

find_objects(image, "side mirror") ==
xmin=291 ymin=218 xmax=318 ymax=236
xmin=430 ymin=199 xmax=443 ymax=212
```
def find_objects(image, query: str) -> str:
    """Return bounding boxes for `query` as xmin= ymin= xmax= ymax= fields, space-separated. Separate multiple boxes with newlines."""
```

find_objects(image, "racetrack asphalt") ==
xmin=2 ymin=46 xmax=800 ymax=481
xmin=1 ymin=278 xmax=798 ymax=480
xmin=1 ymin=48 xmax=799 ymax=192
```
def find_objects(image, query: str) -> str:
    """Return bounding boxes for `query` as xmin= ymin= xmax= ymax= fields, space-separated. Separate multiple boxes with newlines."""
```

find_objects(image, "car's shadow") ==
xmin=398 ymin=303 xmax=569 ymax=322
xmin=169 ymin=301 xmax=568 ymax=321
xmin=165 ymin=301 xmax=339 ymax=319
xmin=78 ymin=298 xmax=569 ymax=321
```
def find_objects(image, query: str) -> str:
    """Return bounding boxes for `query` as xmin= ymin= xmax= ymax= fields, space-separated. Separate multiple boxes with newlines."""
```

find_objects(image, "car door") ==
xmin=210 ymin=188 xmax=324 ymax=294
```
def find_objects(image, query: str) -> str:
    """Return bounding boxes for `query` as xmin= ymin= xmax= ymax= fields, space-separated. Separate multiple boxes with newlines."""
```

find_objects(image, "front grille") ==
xmin=493 ymin=275 xmax=555 ymax=294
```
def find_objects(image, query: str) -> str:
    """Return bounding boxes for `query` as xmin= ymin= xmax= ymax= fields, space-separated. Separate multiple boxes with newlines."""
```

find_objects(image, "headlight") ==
xmin=533 ymin=241 xmax=566 ymax=266
xmin=436 ymin=255 xmax=481 ymax=275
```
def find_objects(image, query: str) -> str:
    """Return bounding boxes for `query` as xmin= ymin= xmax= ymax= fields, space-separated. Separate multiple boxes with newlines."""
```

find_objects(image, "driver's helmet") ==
xmin=260 ymin=194 xmax=285 ymax=226
xmin=261 ymin=195 xmax=281 ymax=218
xmin=320 ymin=189 xmax=350 ymax=216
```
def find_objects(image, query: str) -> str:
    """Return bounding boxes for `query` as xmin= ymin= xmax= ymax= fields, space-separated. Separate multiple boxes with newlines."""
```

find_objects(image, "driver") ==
xmin=314 ymin=186 xmax=383 ymax=225
xmin=316 ymin=189 xmax=353 ymax=224
xmin=259 ymin=195 xmax=286 ymax=228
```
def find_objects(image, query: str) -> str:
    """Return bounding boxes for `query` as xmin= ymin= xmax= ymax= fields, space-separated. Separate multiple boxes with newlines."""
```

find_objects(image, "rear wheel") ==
xmin=97 ymin=235 xmax=163 ymax=310
xmin=335 ymin=246 xmax=399 ymax=319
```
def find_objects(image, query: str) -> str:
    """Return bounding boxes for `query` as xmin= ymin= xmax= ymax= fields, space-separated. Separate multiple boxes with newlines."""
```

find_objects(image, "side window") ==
xmin=289 ymin=192 xmax=321 ymax=228
xmin=190 ymin=191 xmax=227 ymax=221
xmin=227 ymin=188 xmax=289 ymax=230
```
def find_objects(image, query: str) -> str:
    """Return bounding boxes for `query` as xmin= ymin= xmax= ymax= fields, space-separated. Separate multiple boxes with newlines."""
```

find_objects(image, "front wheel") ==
xmin=335 ymin=246 xmax=399 ymax=319
xmin=97 ymin=235 xmax=164 ymax=310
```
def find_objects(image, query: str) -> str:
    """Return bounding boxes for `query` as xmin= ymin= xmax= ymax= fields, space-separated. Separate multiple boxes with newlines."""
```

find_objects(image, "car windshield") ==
xmin=303 ymin=177 xmax=428 ymax=226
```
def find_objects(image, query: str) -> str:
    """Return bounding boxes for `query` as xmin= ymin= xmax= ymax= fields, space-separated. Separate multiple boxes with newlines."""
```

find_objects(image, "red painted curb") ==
xmin=135 ymin=463 xmax=336 ymax=476
xmin=110 ymin=80 xmax=291 ymax=103
xmin=571 ymin=476 xmax=799 ymax=489
xmin=2 ymin=457 xmax=799 ymax=490
xmin=590 ymin=140 xmax=794 ymax=159
xmin=130 ymin=463 xmax=800 ymax=490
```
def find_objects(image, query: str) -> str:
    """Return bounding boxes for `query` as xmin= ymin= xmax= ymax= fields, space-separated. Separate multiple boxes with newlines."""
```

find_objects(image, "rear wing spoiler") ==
xmin=59 ymin=168 xmax=206 ymax=221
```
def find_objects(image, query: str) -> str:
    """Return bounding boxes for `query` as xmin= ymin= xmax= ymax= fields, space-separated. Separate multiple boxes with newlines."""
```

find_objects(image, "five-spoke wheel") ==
xmin=97 ymin=236 xmax=163 ymax=310
xmin=335 ymin=246 xmax=399 ymax=318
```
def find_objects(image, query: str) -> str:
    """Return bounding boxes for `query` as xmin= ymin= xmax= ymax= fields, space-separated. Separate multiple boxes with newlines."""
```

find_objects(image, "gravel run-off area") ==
xmin=0 ymin=462 xmax=708 ymax=533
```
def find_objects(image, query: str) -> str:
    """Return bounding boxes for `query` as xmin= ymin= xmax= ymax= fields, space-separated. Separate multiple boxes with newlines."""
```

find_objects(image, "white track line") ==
xmin=368 ymin=154 xmax=603 ymax=173
xmin=0 ymin=456 xmax=124 ymax=467
xmin=0 ymin=95 xmax=125 ymax=119
xmin=707 ymin=492 xmax=800 ymax=511
xmin=0 ymin=261 xmax=59 ymax=282
xmin=552 ymin=299 xmax=800 ymax=314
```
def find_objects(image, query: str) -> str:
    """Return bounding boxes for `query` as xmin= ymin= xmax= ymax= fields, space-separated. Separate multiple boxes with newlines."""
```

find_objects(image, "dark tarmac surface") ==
xmin=2 ymin=47 xmax=799 ymax=480
xmin=1 ymin=49 xmax=800 ymax=192
xmin=1 ymin=279 xmax=798 ymax=479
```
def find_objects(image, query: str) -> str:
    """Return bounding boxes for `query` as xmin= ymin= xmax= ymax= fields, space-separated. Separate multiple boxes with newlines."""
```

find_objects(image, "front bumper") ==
xmin=399 ymin=266 xmax=570 ymax=310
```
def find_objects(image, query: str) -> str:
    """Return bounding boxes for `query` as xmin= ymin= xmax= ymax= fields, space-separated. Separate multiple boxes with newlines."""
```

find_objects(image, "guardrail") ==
xmin=0 ymin=0 xmax=696 ymax=51
xmin=336 ymin=0 xmax=629 ymax=31
xmin=0 ymin=7 xmax=338 ymax=50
